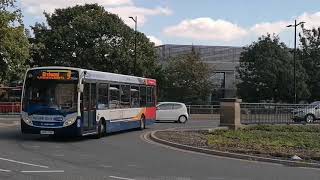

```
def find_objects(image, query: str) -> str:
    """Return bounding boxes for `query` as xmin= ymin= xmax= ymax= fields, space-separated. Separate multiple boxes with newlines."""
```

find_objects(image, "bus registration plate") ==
xmin=40 ymin=130 xmax=54 ymax=135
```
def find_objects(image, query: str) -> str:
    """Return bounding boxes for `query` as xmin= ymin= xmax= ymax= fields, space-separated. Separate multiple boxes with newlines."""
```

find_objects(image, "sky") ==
xmin=17 ymin=0 xmax=320 ymax=47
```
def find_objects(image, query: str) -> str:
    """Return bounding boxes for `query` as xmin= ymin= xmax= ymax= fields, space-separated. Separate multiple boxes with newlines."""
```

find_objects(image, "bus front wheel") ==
xmin=95 ymin=119 xmax=106 ymax=139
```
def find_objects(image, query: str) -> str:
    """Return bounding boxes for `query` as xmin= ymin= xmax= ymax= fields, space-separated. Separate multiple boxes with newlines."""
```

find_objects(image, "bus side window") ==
xmin=91 ymin=83 xmax=96 ymax=110
xmin=98 ymin=83 xmax=108 ymax=110
xmin=153 ymin=86 xmax=157 ymax=106
xmin=82 ymin=84 xmax=90 ymax=111
xmin=109 ymin=84 xmax=120 ymax=109
xmin=140 ymin=86 xmax=146 ymax=107
xmin=120 ymin=85 xmax=130 ymax=108
xmin=130 ymin=86 xmax=139 ymax=108
xmin=146 ymin=87 xmax=153 ymax=107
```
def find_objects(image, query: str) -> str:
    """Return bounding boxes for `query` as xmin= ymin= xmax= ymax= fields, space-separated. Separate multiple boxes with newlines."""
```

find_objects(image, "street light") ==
xmin=286 ymin=20 xmax=305 ymax=104
xmin=129 ymin=16 xmax=137 ymax=75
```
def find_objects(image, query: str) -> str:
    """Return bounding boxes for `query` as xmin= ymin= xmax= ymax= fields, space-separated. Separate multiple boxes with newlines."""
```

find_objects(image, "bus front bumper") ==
xmin=21 ymin=119 xmax=81 ymax=136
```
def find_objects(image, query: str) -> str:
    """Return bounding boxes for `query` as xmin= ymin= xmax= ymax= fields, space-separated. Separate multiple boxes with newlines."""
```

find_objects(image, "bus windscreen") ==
xmin=23 ymin=69 xmax=79 ymax=116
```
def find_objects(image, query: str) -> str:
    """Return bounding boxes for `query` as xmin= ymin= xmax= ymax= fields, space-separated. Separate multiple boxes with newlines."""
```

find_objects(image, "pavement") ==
xmin=0 ymin=118 xmax=319 ymax=180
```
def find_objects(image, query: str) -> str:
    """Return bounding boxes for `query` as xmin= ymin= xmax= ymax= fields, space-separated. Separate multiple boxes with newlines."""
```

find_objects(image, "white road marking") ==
xmin=101 ymin=165 xmax=112 ymax=168
xmin=109 ymin=175 xmax=135 ymax=180
xmin=0 ymin=169 xmax=11 ymax=172
xmin=0 ymin=157 xmax=49 ymax=168
xmin=21 ymin=170 xmax=64 ymax=173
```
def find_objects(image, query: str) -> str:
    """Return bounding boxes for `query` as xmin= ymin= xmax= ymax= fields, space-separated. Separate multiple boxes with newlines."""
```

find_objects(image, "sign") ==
xmin=32 ymin=115 xmax=64 ymax=122
xmin=37 ymin=70 xmax=72 ymax=80
xmin=145 ymin=79 xmax=157 ymax=86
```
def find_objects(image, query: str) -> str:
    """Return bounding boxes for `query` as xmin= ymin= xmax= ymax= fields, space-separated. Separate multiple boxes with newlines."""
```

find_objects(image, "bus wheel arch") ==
xmin=140 ymin=114 xmax=146 ymax=130
xmin=95 ymin=118 xmax=106 ymax=138
xmin=100 ymin=118 xmax=106 ymax=134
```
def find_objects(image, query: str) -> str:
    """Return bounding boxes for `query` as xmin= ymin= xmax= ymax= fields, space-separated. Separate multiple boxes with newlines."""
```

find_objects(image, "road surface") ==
xmin=0 ymin=119 xmax=319 ymax=180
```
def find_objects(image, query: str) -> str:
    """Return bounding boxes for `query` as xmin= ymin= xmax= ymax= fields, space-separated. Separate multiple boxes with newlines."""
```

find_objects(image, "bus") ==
xmin=21 ymin=67 xmax=157 ymax=138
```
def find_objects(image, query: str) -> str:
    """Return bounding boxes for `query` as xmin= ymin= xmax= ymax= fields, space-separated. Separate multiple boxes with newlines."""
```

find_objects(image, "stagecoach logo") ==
xmin=32 ymin=115 xmax=63 ymax=122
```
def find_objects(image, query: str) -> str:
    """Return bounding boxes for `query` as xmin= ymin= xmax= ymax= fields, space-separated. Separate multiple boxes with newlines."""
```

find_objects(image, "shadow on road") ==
xmin=155 ymin=120 xmax=179 ymax=124
xmin=0 ymin=126 xmax=145 ymax=143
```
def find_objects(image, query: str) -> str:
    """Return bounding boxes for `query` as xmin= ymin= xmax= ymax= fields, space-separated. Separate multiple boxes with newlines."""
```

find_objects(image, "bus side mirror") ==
xmin=78 ymin=84 xmax=84 ymax=92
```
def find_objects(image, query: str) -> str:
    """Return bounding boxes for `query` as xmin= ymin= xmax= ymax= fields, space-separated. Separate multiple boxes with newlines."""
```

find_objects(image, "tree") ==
xmin=237 ymin=34 xmax=309 ymax=103
xmin=299 ymin=26 xmax=320 ymax=101
xmin=0 ymin=0 xmax=29 ymax=84
xmin=160 ymin=49 xmax=214 ymax=104
xmin=30 ymin=4 xmax=159 ymax=77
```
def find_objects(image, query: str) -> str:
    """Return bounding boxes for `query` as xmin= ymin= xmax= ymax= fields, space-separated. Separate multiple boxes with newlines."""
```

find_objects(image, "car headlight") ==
xmin=21 ymin=113 xmax=33 ymax=125
xmin=63 ymin=116 xmax=77 ymax=127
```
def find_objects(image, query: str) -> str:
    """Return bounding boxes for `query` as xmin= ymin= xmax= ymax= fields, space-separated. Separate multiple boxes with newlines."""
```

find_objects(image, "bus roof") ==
xmin=27 ymin=66 xmax=156 ymax=86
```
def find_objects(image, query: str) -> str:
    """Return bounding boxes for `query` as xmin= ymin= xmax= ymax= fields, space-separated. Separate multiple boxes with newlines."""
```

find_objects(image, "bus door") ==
xmin=82 ymin=83 xmax=97 ymax=132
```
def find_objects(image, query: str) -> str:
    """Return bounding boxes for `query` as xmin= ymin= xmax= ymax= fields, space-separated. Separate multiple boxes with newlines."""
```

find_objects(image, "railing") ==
xmin=240 ymin=103 xmax=319 ymax=124
xmin=0 ymin=102 xmax=21 ymax=115
xmin=186 ymin=105 xmax=220 ymax=120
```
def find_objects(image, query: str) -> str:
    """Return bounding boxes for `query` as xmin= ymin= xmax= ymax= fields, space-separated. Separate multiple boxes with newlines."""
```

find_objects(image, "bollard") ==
xmin=220 ymin=98 xmax=242 ymax=130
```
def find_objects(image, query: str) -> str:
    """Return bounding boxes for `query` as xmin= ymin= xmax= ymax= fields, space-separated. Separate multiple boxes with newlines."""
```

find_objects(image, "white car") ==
xmin=156 ymin=102 xmax=189 ymax=123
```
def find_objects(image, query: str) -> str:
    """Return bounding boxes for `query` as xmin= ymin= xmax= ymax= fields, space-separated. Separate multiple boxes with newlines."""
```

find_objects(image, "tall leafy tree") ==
xmin=0 ymin=0 xmax=29 ymax=84
xmin=30 ymin=4 xmax=159 ymax=77
xmin=237 ymin=34 xmax=309 ymax=102
xmin=161 ymin=49 xmax=214 ymax=104
xmin=299 ymin=26 xmax=320 ymax=101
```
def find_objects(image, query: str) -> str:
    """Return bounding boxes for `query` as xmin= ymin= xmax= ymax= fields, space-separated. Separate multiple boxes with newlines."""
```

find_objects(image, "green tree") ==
xmin=237 ymin=34 xmax=309 ymax=102
xmin=299 ymin=26 xmax=320 ymax=101
xmin=30 ymin=4 xmax=159 ymax=77
xmin=0 ymin=0 xmax=29 ymax=84
xmin=161 ymin=50 xmax=214 ymax=104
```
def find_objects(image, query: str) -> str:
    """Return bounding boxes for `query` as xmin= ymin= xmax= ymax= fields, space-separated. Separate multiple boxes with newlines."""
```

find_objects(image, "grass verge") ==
xmin=155 ymin=125 xmax=320 ymax=162
xmin=207 ymin=125 xmax=320 ymax=162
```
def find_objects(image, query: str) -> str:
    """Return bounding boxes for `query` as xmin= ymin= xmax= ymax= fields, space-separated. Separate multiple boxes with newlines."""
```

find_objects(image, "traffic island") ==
xmin=149 ymin=125 xmax=320 ymax=168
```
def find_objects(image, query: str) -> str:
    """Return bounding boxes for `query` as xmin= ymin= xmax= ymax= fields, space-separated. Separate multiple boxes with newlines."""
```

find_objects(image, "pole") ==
xmin=294 ymin=20 xmax=297 ymax=104
xmin=134 ymin=16 xmax=137 ymax=75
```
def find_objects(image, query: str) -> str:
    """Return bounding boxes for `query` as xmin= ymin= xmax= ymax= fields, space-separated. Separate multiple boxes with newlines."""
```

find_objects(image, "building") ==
xmin=155 ymin=44 xmax=244 ymax=103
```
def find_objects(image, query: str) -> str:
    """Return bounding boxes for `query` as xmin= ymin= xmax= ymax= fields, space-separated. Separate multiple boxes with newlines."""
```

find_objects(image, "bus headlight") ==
xmin=63 ymin=116 xmax=77 ymax=127
xmin=21 ymin=113 xmax=33 ymax=125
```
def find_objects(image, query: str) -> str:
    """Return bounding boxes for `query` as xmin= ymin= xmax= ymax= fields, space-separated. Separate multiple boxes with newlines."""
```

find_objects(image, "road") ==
xmin=0 ymin=119 xmax=319 ymax=180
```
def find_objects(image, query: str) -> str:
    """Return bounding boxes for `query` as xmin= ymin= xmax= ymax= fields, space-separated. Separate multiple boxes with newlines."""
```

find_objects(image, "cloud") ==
xmin=250 ymin=21 xmax=289 ymax=36
xmin=297 ymin=12 xmax=320 ymax=29
xmin=107 ymin=6 xmax=172 ymax=27
xmin=147 ymin=35 xmax=162 ymax=46
xmin=251 ymin=12 xmax=320 ymax=36
xmin=21 ymin=0 xmax=171 ymax=27
xmin=163 ymin=17 xmax=248 ymax=42
xmin=21 ymin=0 xmax=133 ymax=15
xmin=163 ymin=12 xmax=320 ymax=43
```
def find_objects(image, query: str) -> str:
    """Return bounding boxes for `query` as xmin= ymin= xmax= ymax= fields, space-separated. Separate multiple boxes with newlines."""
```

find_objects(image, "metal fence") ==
xmin=240 ymin=103 xmax=320 ymax=124
xmin=0 ymin=102 xmax=21 ymax=115
xmin=186 ymin=105 xmax=220 ymax=120
xmin=186 ymin=105 xmax=220 ymax=114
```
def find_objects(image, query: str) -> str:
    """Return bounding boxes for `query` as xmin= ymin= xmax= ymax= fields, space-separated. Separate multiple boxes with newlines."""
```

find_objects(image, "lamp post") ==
xmin=129 ymin=16 xmax=137 ymax=75
xmin=287 ymin=20 xmax=305 ymax=104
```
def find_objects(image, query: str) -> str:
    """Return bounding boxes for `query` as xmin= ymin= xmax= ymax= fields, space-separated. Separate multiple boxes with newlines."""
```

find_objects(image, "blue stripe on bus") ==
xmin=106 ymin=119 xmax=155 ymax=133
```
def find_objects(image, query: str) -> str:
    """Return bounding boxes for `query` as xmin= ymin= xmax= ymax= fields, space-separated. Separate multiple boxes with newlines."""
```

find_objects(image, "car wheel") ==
xmin=140 ymin=116 xmax=146 ymax=130
xmin=178 ymin=115 xmax=188 ymax=123
xmin=305 ymin=114 xmax=315 ymax=123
